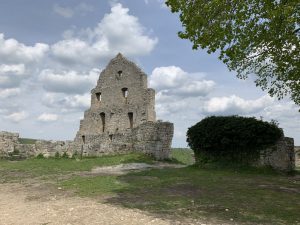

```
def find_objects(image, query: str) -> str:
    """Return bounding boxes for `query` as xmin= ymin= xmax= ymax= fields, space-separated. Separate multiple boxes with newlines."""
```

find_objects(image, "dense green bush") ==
xmin=36 ymin=153 xmax=45 ymax=159
xmin=187 ymin=116 xmax=284 ymax=164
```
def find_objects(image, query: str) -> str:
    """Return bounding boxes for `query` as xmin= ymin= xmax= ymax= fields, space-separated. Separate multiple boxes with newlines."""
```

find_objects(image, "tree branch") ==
xmin=294 ymin=28 xmax=300 ymax=34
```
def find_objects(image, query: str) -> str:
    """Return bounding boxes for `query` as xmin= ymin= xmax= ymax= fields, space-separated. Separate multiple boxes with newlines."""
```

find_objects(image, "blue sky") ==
xmin=0 ymin=0 xmax=299 ymax=146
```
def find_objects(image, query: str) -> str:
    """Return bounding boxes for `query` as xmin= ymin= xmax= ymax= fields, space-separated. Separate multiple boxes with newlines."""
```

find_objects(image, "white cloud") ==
xmin=51 ymin=3 xmax=158 ymax=67
xmin=0 ymin=64 xmax=27 ymax=88
xmin=0 ymin=88 xmax=21 ymax=98
xmin=150 ymin=66 xmax=187 ymax=90
xmin=42 ymin=93 xmax=90 ymax=112
xmin=37 ymin=113 xmax=58 ymax=122
xmin=5 ymin=111 xmax=27 ymax=123
xmin=66 ymin=94 xmax=91 ymax=109
xmin=0 ymin=34 xmax=49 ymax=64
xmin=39 ymin=68 xmax=99 ymax=94
xmin=0 ymin=64 xmax=25 ymax=75
xmin=203 ymin=95 xmax=274 ymax=115
xmin=150 ymin=66 xmax=215 ymax=97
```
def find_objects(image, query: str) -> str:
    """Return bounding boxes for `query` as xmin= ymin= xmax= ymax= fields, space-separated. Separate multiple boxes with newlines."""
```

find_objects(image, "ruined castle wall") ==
xmin=78 ymin=54 xmax=156 ymax=138
xmin=0 ymin=131 xmax=78 ymax=158
xmin=0 ymin=131 xmax=19 ymax=158
xmin=258 ymin=137 xmax=295 ymax=171
xmin=33 ymin=140 xmax=74 ymax=157
xmin=146 ymin=88 xmax=156 ymax=122
xmin=73 ymin=121 xmax=174 ymax=159
xmin=14 ymin=144 xmax=36 ymax=158
xmin=132 ymin=122 xmax=174 ymax=159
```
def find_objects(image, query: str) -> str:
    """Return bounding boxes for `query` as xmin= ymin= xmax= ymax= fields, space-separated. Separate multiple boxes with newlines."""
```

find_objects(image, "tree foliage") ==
xmin=166 ymin=0 xmax=300 ymax=105
xmin=186 ymin=116 xmax=284 ymax=164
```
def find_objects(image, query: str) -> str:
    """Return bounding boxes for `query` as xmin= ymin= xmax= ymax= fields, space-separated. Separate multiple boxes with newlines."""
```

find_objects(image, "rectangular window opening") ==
xmin=100 ymin=113 xmax=105 ymax=132
xmin=128 ymin=112 xmax=133 ymax=129
xmin=96 ymin=92 xmax=101 ymax=101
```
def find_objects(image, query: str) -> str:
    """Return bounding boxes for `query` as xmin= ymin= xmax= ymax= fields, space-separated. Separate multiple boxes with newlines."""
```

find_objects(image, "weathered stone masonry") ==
xmin=73 ymin=53 xmax=174 ymax=159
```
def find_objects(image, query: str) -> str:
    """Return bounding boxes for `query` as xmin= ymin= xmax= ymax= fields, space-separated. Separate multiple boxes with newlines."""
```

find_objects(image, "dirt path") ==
xmin=0 ymin=183 xmax=177 ymax=225
xmin=0 ymin=163 xmax=221 ymax=225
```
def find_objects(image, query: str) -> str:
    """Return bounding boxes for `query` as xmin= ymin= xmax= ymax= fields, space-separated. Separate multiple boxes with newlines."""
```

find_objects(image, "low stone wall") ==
xmin=259 ymin=137 xmax=295 ymax=171
xmin=34 ymin=140 xmax=75 ymax=157
xmin=0 ymin=131 xmax=75 ymax=159
xmin=14 ymin=144 xmax=36 ymax=158
xmin=0 ymin=131 xmax=19 ymax=158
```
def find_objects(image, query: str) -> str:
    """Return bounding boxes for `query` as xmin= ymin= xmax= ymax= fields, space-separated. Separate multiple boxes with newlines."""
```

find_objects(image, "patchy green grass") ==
xmin=170 ymin=148 xmax=194 ymax=165
xmin=62 ymin=165 xmax=300 ymax=225
xmin=18 ymin=138 xmax=37 ymax=144
xmin=0 ymin=149 xmax=299 ymax=224
xmin=0 ymin=153 xmax=155 ymax=182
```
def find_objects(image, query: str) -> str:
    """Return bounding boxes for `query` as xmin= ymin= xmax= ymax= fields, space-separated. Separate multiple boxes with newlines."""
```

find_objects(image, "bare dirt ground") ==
xmin=0 ymin=182 xmax=178 ymax=225
xmin=89 ymin=162 xmax=186 ymax=175
xmin=0 ymin=163 xmax=218 ymax=225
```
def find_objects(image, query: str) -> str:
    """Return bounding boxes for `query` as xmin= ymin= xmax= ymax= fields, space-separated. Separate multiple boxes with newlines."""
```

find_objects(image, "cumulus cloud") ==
xmin=0 ymin=88 xmax=21 ymax=98
xmin=0 ymin=34 xmax=49 ymax=64
xmin=0 ymin=64 xmax=27 ymax=88
xmin=5 ymin=111 xmax=27 ymax=123
xmin=42 ymin=93 xmax=90 ymax=112
xmin=150 ymin=66 xmax=215 ymax=98
xmin=39 ymin=68 xmax=99 ymax=94
xmin=203 ymin=95 xmax=274 ymax=115
xmin=37 ymin=113 xmax=59 ymax=122
xmin=51 ymin=3 xmax=158 ymax=67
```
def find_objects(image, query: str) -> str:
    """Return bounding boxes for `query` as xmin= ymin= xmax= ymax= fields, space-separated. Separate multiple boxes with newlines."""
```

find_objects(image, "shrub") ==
xmin=61 ymin=152 xmax=69 ymax=159
xmin=36 ymin=153 xmax=45 ymax=159
xmin=72 ymin=150 xmax=78 ymax=159
xmin=54 ymin=152 xmax=60 ymax=159
xmin=187 ymin=116 xmax=284 ymax=164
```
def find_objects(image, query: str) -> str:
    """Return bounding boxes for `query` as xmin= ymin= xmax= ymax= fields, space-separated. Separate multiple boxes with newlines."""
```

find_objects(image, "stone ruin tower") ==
xmin=74 ymin=53 xmax=174 ymax=159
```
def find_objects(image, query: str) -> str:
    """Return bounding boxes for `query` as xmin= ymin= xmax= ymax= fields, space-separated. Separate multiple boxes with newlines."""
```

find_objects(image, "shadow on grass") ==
xmin=101 ymin=166 xmax=300 ymax=225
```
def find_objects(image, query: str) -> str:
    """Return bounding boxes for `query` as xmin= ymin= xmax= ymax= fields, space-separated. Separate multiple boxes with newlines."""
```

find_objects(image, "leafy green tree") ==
xmin=166 ymin=0 xmax=300 ymax=106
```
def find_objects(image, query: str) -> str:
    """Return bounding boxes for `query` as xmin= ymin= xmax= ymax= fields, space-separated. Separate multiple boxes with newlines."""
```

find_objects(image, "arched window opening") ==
xmin=100 ymin=112 xmax=105 ymax=132
xmin=82 ymin=135 xmax=86 ymax=144
xmin=117 ymin=70 xmax=123 ymax=78
xmin=128 ymin=112 xmax=133 ymax=129
xmin=96 ymin=92 xmax=101 ymax=102
xmin=109 ymin=134 xmax=113 ymax=141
